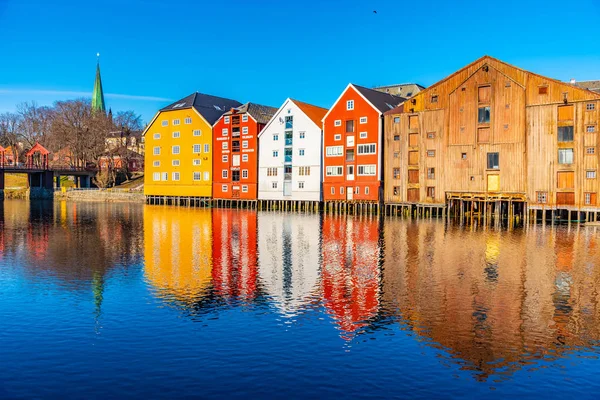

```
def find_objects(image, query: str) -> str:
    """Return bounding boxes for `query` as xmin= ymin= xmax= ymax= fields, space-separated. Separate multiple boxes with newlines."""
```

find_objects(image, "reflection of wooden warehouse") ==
xmin=384 ymin=56 xmax=600 ymax=219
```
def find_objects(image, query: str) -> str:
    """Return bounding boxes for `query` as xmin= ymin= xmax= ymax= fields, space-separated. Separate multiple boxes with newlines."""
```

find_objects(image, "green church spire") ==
xmin=92 ymin=54 xmax=106 ymax=113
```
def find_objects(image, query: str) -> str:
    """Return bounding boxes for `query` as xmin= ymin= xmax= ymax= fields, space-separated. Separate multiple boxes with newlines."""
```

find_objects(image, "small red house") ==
xmin=322 ymin=84 xmax=404 ymax=202
xmin=212 ymin=103 xmax=277 ymax=200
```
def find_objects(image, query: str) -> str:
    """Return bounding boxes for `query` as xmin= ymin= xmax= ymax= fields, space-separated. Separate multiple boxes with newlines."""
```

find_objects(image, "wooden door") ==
xmin=346 ymin=186 xmax=353 ymax=201
xmin=556 ymin=192 xmax=575 ymax=205
xmin=407 ymin=188 xmax=419 ymax=202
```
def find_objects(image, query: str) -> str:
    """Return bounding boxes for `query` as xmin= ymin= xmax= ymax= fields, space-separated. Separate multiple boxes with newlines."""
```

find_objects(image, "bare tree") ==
xmin=0 ymin=112 xmax=22 ymax=163
xmin=16 ymin=101 xmax=53 ymax=148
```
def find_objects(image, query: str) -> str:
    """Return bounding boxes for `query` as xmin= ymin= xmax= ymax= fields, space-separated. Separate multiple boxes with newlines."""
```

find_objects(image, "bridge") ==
xmin=0 ymin=143 xmax=96 ymax=194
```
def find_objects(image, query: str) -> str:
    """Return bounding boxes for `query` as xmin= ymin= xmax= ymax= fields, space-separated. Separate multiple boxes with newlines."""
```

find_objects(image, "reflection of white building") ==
xmin=258 ymin=213 xmax=321 ymax=316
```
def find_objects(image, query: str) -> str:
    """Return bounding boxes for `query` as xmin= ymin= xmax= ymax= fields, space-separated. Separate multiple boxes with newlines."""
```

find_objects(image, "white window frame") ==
xmin=222 ymin=128 xmax=228 ymax=136
xmin=172 ymin=131 xmax=180 ymax=138
xmin=162 ymin=172 xmax=168 ymax=181
xmin=357 ymin=143 xmax=376 ymax=155
xmin=222 ymin=170 xmax=228 ymax=178
xmin=586 ymin=170 xmax=597 ymax=179
xmin=334 ymin=134 xmax=342 ymax=141
xmin=172 ymin=145 xmax=180 ymax=155
xmin=273 ymin=150 xmax=279 ymax=157
xmin=299 ymin=149 xmax=305 ymax=156
xmin=558 ymin=148 xmax=574 ymax=164
xmin=357 ymin=164 xmax=377 ymax=176
xmin=193 ymin=144 xmax=202 ymax=153
xmin=326 ymin=166 xmax=344 ymax=176
xmin=153 ymin=133 xmax=161 ymax=139
xmin=299 ymin=131 xmax=305 ymax=139
xmin=359 ymin=132 xmax=367 ymax=139
xmin=224 ymin=116 xmax=230 ymax=123
xmin=587 ymin=103 xmax=596 ymax=111
xmin=326 ymin=146 xmax=343 ymax=157
xmin=172 ymin=159 xmax=180 ymax=166
xmin=193 ymin=172 xmax=201 ymax=181
xmin=242 ymin=140 xmax=249 ymax=149
xmin=272 ymin=181 xmax=278 ymax=189
xmin=242 ymin=185 xmax=248 ymax=193
xmin=222 ymin=142 xmax=228 ymax=150
xmin=222 ymin=185 xmax=228 ymax=192
xmin=153 ymin=172 xmax=160 ymax=181
xmin=587 ymin=125 xmax=596 ymax=133
xmin=172 ymin=172 xmax=180 ymax=181
xmin=347 ymin=100 xmax=354 ymax=110
xmin=153 ymin=161 xmax=160 ymax=167
xmin=334 ymin=120 xmax=342 ymax=127
xmin=173 ymin=119 xmax=180 ymax=126
xmin=298 ymin=181 xmax=305 ymax=189
xmin=242 ymin=169 xmax=248 ymax=179
xmin=193 ymin=159 xmax=201 ymax=166
xmin=193 ymin=129 xmax=201 ymax=136
xmin=222 ymin=155 xmax=228 ymax=163
xmin=184 ymin=117 xmax=192 ymax=125
xmin=242 ymin=115 xmax=248 ymax=122
xmin=359 ymin=116 xmax=367 ymax=124
xmin=204 ymin=144 xmax=210 ymax=153
xmin=242 ymin=154 xmax=249 ymax=162
xmin=204 ymin=172 xmax=209 ymax=181
xmin=331 ymin=187 xmax=335 ymax=195
xmin=273 ymin=134 xmax=279 ymax=141
xmin=153 ymin=146 xmax=160 ymax=155
xmin=242 ymin=127 xmax=249 ymax=134
xmin=365 ymin=187 xmax=370 ymax=195
xmin=161 ymin=120 xmax=168 ymax=127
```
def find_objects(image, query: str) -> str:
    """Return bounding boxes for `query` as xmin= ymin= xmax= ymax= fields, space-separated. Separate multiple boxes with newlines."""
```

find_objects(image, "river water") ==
xmin=1 ymin=200 xmax=599 ymax=398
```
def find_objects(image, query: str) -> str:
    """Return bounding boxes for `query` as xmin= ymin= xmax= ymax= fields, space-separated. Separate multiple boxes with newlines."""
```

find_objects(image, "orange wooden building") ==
xmin=212 ymin=103 xmax=277 ymax=200
xmin=322 ymin=84 xmax=404 ymax=202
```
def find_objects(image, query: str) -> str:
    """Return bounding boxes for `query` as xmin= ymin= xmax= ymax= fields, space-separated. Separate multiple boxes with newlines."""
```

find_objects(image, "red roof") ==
xmin=292 ymin=99 xmax=328 ymax=127
xmin=25 ymin=142 xmax=49 ymax=156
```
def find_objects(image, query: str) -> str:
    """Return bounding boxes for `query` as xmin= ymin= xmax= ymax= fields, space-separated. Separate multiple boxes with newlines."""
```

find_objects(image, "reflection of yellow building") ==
xmin=144 ymin=206 xmax=213 ymax=301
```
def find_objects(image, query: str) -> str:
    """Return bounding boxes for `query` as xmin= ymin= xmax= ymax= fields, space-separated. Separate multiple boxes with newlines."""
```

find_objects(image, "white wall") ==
xmin=258 ymin=99 xmax=322 ymax=201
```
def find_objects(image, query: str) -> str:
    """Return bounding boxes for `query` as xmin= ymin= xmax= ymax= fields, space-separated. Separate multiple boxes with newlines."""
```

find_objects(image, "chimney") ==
xmin=570 ymin=78 xmax=576 ymax=84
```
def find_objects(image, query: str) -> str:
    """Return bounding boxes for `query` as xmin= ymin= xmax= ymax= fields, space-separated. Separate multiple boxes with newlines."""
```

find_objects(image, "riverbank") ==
xmin=54 ymin=188 xmax=145 ymax=202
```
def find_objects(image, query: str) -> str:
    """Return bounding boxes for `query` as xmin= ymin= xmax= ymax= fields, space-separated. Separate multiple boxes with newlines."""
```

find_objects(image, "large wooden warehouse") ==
xmin=384 ymin=55 xmax=600 ymax=221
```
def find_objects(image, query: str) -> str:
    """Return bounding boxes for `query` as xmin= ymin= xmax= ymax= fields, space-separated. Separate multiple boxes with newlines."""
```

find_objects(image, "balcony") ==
xmin=232 ymin=127 xmax=240 ymax=137
xmin=284 ymin=173 xmax=292 ymax=181
xmin=285 ymin=138 xmax=293 ymax=146
xmin=284 ymin=155 xmax=292 ymax=163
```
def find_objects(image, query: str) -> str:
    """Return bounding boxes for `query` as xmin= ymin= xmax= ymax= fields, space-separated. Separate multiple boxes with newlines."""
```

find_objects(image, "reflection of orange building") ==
xmin=212 ymin=209 xmax=258 ymax=301
xmin=321 ymin=215 xmax=381 ymax=338
xmin=144 ymin=206 xmax=213 ymax=302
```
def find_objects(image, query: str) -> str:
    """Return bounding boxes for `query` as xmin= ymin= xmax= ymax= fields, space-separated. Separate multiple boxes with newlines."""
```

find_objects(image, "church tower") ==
xmin=92 ymin=55 xmax=106 ymax=113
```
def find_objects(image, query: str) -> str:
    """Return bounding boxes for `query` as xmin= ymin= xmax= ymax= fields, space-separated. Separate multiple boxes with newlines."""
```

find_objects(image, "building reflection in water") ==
xmin=321 ymin=215 xmax=382 ymax=340
xmin=257 ymin=213 xmax=321 ymax=318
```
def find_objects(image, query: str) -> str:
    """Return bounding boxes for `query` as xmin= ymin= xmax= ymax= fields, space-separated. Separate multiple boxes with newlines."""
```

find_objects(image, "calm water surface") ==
xmin=1 ymin=200 xmax=600 ymax=398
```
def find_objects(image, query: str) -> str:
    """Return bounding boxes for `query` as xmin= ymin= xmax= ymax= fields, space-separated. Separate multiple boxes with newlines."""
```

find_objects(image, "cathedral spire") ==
xmin=92 ymin=53 xmax=106 ymax=113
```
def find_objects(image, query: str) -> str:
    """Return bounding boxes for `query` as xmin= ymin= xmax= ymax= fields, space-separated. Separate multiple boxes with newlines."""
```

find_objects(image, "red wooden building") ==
xmin=212 ymin=103 xmax=277 ymax=199
xmin=322 ymin=84 xmax=404 ymax=202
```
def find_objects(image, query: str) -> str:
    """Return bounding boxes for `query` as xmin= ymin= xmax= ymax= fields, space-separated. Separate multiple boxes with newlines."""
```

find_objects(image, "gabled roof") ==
xmin=223 ymin=102 xmax=278 ymax=125
xmin=352 ymin=84 xmax=405 ymax=113
xmin=160 ymin=92 xmax=242 ymax=125
xmin=384 ymin=102 xmax=405 ymax=116
xmin=25 ymin=142 xmax=50 ymax=156
xmin=571 ymin=80 xmax=600 ymax=93
xmin=373 ymin=83 xmax=426 ymax=98
xmin=292 ymin=99 xmax=328 ymax=127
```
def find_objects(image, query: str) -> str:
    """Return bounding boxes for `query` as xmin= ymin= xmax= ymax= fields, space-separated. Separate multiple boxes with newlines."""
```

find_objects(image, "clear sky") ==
xmin=1 ymin=0 xmax=599 ymax=123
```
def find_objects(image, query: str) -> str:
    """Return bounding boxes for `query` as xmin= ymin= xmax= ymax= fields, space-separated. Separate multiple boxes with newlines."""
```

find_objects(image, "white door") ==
xmin=347 ymin=165 xmax=354 ymax=181
xmin=232 ymin=155 xmax=240 ymax=167
xmin=283 ymin=181 xmax=291 ymax=196
xmin=346 ymin=186 xmax=354 ymax=201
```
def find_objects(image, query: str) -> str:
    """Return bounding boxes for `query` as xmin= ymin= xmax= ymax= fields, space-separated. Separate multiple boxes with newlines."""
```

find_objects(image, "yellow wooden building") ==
xmin=144 ymin=92 xmax=241 ymax=197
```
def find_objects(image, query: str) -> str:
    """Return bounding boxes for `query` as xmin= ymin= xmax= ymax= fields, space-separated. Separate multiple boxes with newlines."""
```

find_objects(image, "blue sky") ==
xmin=1 ymin=0 xmax=599 ymax=123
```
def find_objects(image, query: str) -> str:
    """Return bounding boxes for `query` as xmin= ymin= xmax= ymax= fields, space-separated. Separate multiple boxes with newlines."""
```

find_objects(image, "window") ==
xmin=347 ymin=100 xmax=354 ymax=110
xmin=334 ymin=120 xmax=342 ymax=127
xmin=222 ymin=128 xmax=228 ymax=136
xmin=242 ymin=115 xmax=248 ymax=122
xmin=299 ymin=166 xmax=310 ymax=176
xmin=357 ymin=143 xmax=376 ymax=154
xmin=222 ymin=185 xmax=228 ymax=192
xmin=587 ymin=170 xmax=597 ymax=179
xmin=172 ymin=131 xmax=180 ymax=138
xmin=267 ymin=167 xmax=278 ymax=176
xmin=331 ymin=187 xmax=335 ymax=195
xmin=587 ymin=103 xmax=595 ymax=111
xmin=393 ymin=186 xmax=400 ymax=196
xmin=426 ymin=187 xmax=435 ymax=198
xmin=153 ymin=133 xmax=161 ymax=139
xmin=355 ymin=186 xmax=359 ymax=195
xmin=224 ymin=116 xmax=230 ymax=123
xmin=242 ymin=127 xmax=249 ymax=134
xmin=153 ymin=146 xmax=160 ymax=155
xmin=204 ymin=144 xmax=210 ymax=153
xmin=242 ymin=185 xmax=248 ymax=193
xmin=273 ymin=150 xmax=279 ymax=157
xmin=193 ymin=144 xmax=201 ymax=153
xmin=326 ymin=146 xmax=344 ymax=156
xmin=558 ymin=126 xmax=574 ymax=142
xmin=162 ymin=172 xmax=168 ymax=181
xmin=242 ymin=140 xmax=248 ymax=149
xmin=478 ymin=106 xmax=490 ymax=124
xmin=172 ymin=145 xmax=180 ymax=154
xmin=334 ymin=134 xmax=342 ymax=141
xmin=299 ymin=149 xmax=305 ymax=156
xmin=427 ymin=150 xmax=436 ymax=157
xmin=299 ymin=131 xmax=305 ymax=139
xmin=184 ymin=117 xmax=192 ymax=124
xmin=242 ymin=154 xmax=248 ymax=162
xmin=242 ymin=170 xmax=248 ymax=179
xmin=272 ymin=181 xmax=278 ymax=189
xmin=393 ymin=135 xmax=400 ymax=141
xmin=393 ymin=117 xmax=400 ymax=124
xmin=461 ymin=152 xmax=467 ymax=160
xmin=346 ymin=120 xmax=354 ymax=133
xmin=585 ymin=193 xmax=597 ymax=205
xmin=359 ymin=117 xmax=367 ymax=124
xmin=153 ymin=160 xmax=160 ymax=167
xmin=222 ymin=142 xmax=228 ymax=150
xmin=172 ymin=172 xmax=180 ymax=181
xmin=357 ymin=132 xmax=367 ymax=139
xmin=161 ymin=120 xmax=168 ymax=127
xmin=393 ymin=168 xmax=400 ymax=179
xmin=394 ymin=152 xmax=399 ymax=158
xmin=538 ymin=86 xmax=548 ymax=95
xmin=153 ymin=172 xmax=160 ymax=181
xmin=431 ymin=95 xmax=438 ymax=103
xmin=222 ymin=155 xmax=228 ymax=162
xmin=357 ymin=165 xmax=376 ymax=176
xmin=193 ymin=129 xmax=201 ymax=136
xmin=587 ymin=125 xmax=596 ymax=133
xmin=298 ymin=181 xmax=305 ymax=189
xmin=172 ymin=119 xmax=180 ymax=126
xmin=273 ymin=134 xmax=279 ymax=141
xmin=172 ymin=159 xmax=180 ymax=166
xmin=487 ymin=152 xmax=499 ymax=169
xmin=587 ymin=147 xmax=596 ymax=155
xmin=558 ymin=148 xmax=574 ymax=164
xmin=365 ymin=187 xmax=369 ymax=195
xmin=326 ymin=166 xmax=343 ymax=176
xmin=193 ymin=159 xmax=201 ymax=166
xmin=204 ymin=172 xmax=209 ymax=181
xmin=537 ymin=191 xmax=548 ymax=203
xmin=427 ymin=168 xmax=435 ymax=179
xmin=427 ymin=132 xmax=435 ymax=139
xmin=340 ymin=187 xmax=344 ymax=194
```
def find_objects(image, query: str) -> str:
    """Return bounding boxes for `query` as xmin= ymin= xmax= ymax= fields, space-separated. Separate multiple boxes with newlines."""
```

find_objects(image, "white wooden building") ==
xmin=258 ymin=98 xmax=327 ymax=202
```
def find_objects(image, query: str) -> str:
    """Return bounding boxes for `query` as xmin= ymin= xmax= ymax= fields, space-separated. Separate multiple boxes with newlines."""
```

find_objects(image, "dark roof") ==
xmin=353 ymin=84 xmax=405 ymax=113
xmin=571 ymin=80 xmax=600 ymax=93
xmin=383 ymin=102 xmax=405 ymax=116
xmin=373 ymin=83 xmax=426 ymax=98
xmin=223 ymin=102 xmax=278 ymax=125
xmin=160 ymin=92 xmax=242 ymax=125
